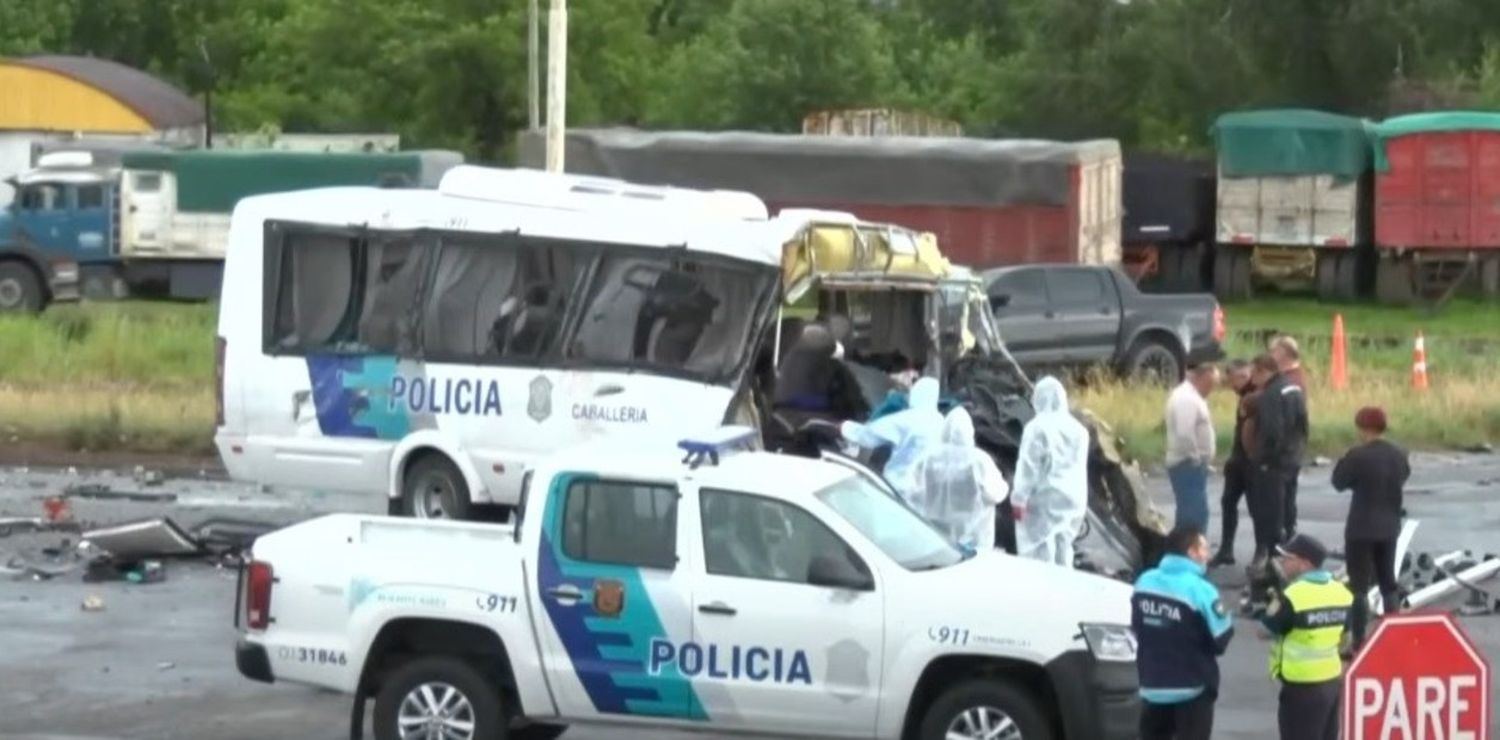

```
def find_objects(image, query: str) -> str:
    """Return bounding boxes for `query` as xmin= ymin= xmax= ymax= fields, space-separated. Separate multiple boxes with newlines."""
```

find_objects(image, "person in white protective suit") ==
xmin=841 ymin=377 xmax=945 ymax=501
xmin=1010 ymin=376 xmax=1091 ymax=568
xmin=908 ymin=407 xmax=1010 ymax=551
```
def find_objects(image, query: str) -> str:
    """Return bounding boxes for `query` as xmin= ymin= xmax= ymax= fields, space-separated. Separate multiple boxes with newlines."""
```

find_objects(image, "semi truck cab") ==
xmin=0 ymin=158 xmax=97 ymax=311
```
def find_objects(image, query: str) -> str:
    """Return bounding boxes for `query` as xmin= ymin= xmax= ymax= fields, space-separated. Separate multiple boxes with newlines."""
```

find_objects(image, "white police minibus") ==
xmin=214 ymin=166 xmax=791 ymax=518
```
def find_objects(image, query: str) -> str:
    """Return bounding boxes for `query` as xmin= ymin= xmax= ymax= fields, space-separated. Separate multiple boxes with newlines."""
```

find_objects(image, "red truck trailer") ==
xmin=1372 ymin=112 xmax=1500 ymax=304
xmin=518 ymin=129 xmax=1123 ymax=269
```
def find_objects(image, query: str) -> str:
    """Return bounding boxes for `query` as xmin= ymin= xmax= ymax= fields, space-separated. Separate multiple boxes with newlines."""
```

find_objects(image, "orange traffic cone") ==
xmin=1330 ymin=314 xmax=1348 ymax=391
xmin=1412 ymin=331 xmax=1429 ymax=390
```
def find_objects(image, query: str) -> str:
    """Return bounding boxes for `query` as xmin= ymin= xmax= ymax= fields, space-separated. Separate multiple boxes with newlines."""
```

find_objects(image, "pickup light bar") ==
xmin=678 ymin=426 xmax=759 ymax=469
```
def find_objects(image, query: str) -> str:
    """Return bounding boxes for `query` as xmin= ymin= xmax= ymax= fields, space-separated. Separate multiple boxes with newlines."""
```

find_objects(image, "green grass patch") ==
xmin=1225 ymin=297 xmax=1500 ymax=341
xmin=1 ymin=299 xmax=1497 ymax=460
xmin=0 ymin=302 xmax=215 ymax=389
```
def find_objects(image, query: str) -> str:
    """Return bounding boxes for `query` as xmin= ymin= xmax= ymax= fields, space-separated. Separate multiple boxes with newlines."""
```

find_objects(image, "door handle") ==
xmin=1043 ymin=311 xmax=1056 ymax=319
xmin=698 ymin=602 xmax=737 ymax=617
xmin=594 ymin=384 xmax=624 ymax=397
xmin=546 ymin=585 xmax=583 ymax=604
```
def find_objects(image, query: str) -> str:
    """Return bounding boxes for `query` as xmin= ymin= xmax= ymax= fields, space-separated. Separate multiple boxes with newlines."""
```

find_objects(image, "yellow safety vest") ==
xmin=1269 ymin=577 xmax=1354 ymax=683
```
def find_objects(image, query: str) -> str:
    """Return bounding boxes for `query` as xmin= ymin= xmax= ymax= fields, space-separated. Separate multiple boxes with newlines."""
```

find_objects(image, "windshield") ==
xmin=815 ymin=475 xmax=965 ymax=571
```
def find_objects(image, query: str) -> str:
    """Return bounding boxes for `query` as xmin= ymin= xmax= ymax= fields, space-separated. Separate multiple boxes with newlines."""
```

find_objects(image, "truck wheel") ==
xmin=919 ymin=678 xmax=1053 ymax=740
xmin=0 ymin=262 xmax=44 ymax=313
xmin=401 ymin=455 xmax=473 ymax=521
xmin=373 ymin=656 xmax=502 ymax=740
xmin=1212 ymin=246 xmax=1252 ymax=302
xmin=1122 ymin=339 xmax=1182 ymax=385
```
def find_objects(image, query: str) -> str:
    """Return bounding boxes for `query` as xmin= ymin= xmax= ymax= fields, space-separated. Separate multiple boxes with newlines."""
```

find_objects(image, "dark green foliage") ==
xmin=5 ymin=0 xmax=1500 ymax=159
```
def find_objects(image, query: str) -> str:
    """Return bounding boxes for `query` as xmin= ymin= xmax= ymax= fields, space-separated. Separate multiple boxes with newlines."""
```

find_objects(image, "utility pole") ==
xmin=527 ymin=0 xmax=540 ymax=130
xmin=545 ymin=0 xmax=568 ymax=172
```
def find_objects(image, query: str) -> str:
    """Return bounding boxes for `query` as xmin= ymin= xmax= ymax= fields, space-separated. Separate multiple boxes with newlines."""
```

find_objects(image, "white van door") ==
xmin=119 ymin=169 xmax=174 ymax=256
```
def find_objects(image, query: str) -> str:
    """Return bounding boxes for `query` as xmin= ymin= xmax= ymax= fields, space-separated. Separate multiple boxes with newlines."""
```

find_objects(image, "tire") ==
xmin=1212 ymin=245 xmax=1252 ymax=302
xmin=0 ymin=261 xmax=44 ymax=313
xmin=1122 ymin=339 xmax=1183 ymax=385
xmin=401 ymin=454 xmax=473 ymax=520
xmin=373 ymin=656 xmax=503 ymax=740
xmin=919 ymin=678 xmax=1054 ymax=740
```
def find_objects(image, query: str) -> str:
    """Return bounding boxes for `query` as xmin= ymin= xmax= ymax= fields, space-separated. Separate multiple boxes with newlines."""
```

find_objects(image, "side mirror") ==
xmin=989 ymin=294 xmax=1011 ymax=310
xmin=807 ymin=553 xmax=874 ymax=591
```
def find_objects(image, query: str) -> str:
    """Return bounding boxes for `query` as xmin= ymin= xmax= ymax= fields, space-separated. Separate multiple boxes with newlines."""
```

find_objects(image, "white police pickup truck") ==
xmin=235 ymin=430 xmax=1140 ymax=740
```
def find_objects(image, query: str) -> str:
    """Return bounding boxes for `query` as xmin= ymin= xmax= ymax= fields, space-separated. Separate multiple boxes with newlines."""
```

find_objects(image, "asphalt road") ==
xmin=1 ymin=454 xmax=1498 ymax=740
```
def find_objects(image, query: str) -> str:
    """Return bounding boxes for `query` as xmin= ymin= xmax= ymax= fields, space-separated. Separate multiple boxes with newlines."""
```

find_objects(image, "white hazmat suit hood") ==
xmin=1010 ymin=376 xmax=1090 ymax=568
xmin=842 ymin=377 xmax=945 ymax=500
xmin=909 ymin=408 xmax=1010 ymax=551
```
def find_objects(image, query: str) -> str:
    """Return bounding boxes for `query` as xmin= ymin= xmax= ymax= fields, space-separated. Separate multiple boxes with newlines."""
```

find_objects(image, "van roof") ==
xmin=232 ymin=166 xmax=833 ymax=266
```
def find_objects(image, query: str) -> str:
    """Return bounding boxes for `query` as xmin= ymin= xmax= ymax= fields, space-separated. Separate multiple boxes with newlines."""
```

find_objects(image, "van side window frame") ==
xmin=262 ymin=219 xmax=378 ymax=356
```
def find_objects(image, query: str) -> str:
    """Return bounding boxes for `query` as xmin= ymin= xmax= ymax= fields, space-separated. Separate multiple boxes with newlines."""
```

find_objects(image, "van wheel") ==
xmin=0 ymin=262 xmax=44 ymax=313
xmin=920 ymin=679 xmax=1053 ymax=740
xmin=373 ymin=656 xmax=501 ymax=740
xmin=402 ymin=455 xmax=473 ymax=521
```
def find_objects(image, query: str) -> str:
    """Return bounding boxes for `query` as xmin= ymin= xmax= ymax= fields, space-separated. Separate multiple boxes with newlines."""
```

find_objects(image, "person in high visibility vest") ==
xmin=1259 ymin=533 xmax=1354 ymax=740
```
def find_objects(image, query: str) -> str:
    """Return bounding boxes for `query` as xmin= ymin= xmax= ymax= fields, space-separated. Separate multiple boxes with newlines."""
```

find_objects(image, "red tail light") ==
xmin=215 ymin=336 xmax=226 ymax=427
xmin=246 ymin=560 xmax=273 ymax=630
xmin=1212 ymin=304 xmax=1227 ymax=343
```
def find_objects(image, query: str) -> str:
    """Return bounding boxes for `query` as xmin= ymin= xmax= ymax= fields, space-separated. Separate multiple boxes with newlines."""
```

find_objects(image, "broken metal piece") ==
xmin=193 ymin=518 xmax=280 ymax=553
xmin=1403 ymin=556 xmax=1500 ymax=610
xmin=82 ymin=518 xmax=200 ymax=559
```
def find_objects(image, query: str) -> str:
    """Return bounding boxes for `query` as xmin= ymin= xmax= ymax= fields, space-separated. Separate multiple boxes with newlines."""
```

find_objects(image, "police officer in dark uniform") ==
xmin=1260 ymin=534 xmax=1354 ymax=740
xmin=1133 ymin=525 xmax=1236 ymax=740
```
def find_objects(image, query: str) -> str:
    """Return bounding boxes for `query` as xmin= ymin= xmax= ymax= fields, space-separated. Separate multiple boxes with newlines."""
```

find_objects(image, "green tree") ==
xmin=646 ymin=0 xmax=906 ymax=131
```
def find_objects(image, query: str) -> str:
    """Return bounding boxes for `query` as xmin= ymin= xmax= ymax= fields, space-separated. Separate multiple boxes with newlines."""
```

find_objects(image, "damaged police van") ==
xmin=236 ymin=428 xmax=1141 ymax=740
xmin=215 ymin=166 xmax=789 ymax=518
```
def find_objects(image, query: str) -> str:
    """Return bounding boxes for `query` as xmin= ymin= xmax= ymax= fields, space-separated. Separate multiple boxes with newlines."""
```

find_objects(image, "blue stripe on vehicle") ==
xmin=305 ymin=355 xmax=410 ymax=440
xmin=536 ymin=473 xmax=706 ymax=720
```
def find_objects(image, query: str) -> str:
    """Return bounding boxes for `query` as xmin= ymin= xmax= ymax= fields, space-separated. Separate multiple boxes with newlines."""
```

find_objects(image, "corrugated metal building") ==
xmin=0 ymin=54 xmax=204 ymax=136
xmin=0 ymin=54 xmax=205 ymax=204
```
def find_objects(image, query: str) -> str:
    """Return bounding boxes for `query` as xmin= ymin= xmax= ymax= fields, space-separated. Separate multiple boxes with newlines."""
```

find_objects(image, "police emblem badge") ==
xmin=528 ymin=375 xmax=553 ymax=423
xmin=593 ymin=579 xmax=625 ymax=618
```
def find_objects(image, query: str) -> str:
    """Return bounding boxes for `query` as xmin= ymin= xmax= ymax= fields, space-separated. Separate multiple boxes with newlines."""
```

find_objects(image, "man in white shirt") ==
xmin=1165 ymin=364 xmax=1219 ymax=532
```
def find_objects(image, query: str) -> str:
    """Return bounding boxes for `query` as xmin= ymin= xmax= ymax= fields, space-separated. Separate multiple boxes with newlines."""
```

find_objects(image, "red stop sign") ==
xmin=1345 ymin=613 xmax=1491 ymax=740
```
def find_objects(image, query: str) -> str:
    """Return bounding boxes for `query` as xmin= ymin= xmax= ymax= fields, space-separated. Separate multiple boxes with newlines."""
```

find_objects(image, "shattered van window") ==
xmin=566 ymin=254 xmax=772 ymax=383
xmin=422 ymin=236 xmax=584 ymax=363
xmin=423 ymin=240 xmax=520 ymax=360
xmin=356 ymin=236 xmax=428 ymax=355
xmin=270 ymin=232 xmax=359 ymax=351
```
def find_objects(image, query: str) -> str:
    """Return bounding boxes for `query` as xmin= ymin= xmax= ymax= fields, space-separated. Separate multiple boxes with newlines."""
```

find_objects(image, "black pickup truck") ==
xmin=983 ymin=264 xmax=1225 ymax=381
